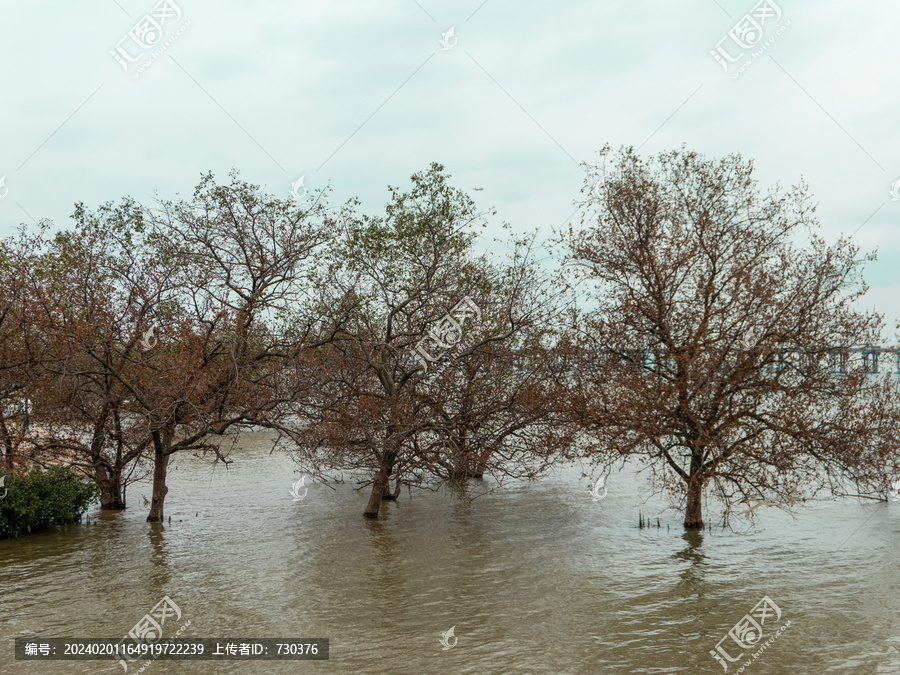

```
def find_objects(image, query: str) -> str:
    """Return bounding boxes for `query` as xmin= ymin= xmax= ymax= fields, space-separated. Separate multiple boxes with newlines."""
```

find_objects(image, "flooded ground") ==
xmin=2 ymin=432 xmax=899 ymax=673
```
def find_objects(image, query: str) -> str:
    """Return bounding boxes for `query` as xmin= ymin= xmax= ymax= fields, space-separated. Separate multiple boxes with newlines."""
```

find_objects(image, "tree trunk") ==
xmin=96 ymin=463 xmax=126 ymax=510
xmin=382 ymin=473 xmax=401 ymax=500
xmin=684 ymin=475 xmax=704 ymax=529
xmin=363 ymin=454 xmax=395 ymax=518
xmin=448 ymin=455 xmax=467 ymax=483
xmin=147 ymin=446 xmax=169 ymax=522
xmin=0 ymin=422 xmax=15 ymax=472
xmin=469 ymin=448 xmax=492 ymax=479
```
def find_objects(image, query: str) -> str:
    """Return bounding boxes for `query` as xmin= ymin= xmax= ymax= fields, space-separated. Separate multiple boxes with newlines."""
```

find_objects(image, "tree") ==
xmin=408 ymin=234 xmax=576 ymax=485
xmin=0 ymin=229 xmax=46 ymax=472
xmin=275 ymin=163 xmax=575 ymax=519
xmin=22 ymin=200 xmax=168 ymax=508
xmin=136 ymin=171 xmax=337 ymax=521
xmin=559 ymin=145 xmax=900 ymax=529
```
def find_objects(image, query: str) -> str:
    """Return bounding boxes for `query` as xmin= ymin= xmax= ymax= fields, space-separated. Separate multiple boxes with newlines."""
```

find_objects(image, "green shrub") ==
xmin=0 ymin=466 xmax=101 ymax=539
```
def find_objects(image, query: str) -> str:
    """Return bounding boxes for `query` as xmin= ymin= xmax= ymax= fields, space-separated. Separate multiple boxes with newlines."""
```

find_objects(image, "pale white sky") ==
xmin=0 ymin=0 xmax=897 ymax=331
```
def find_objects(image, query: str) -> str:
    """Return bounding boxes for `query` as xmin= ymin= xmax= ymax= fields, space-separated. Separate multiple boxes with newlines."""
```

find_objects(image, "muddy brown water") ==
xmin=1 ymin=431 xmax=899 ymax=673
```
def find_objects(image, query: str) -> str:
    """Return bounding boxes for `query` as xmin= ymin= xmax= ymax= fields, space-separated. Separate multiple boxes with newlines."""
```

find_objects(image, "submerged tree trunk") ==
xmin=381 ymin=472 xmax=401 ymax=500
xmin=469 ymin=447 xmax=493 ymax=479
xmin=96 ymin=463 xmax=126 ymax=510
xmin=684 ymin=474 xmax=704 ymax=529
xmin=448 ymin=436 xmax=483 ymax=482
xmin=363 ymin=453 xmax=395 ymax=518
xmin=147 ymin=446 xmax=170 ymax=522
xmin=448 ymin=447 xmax=468 ymax=483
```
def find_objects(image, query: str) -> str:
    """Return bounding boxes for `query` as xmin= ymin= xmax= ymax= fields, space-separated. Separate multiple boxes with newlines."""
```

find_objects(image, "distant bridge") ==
xmin=590 ymin=346 xmax=900 ymax=376
xmin=827 ymin=347 xmax=900 ymax=375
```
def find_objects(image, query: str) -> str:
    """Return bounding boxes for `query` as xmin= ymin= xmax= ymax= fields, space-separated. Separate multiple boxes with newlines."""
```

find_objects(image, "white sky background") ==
xmin=0 ymin=0 xmax=897 ymax=334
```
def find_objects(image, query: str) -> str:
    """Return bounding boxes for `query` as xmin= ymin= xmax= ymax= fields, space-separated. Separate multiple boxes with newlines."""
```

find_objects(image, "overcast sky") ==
xmin=1 ymin=0 xmax=897 ymax=331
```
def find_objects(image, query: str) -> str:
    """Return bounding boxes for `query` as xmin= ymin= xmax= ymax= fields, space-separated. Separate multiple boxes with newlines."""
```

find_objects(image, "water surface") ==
xmin=2 ymin=432 xmax=899 ymax=673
